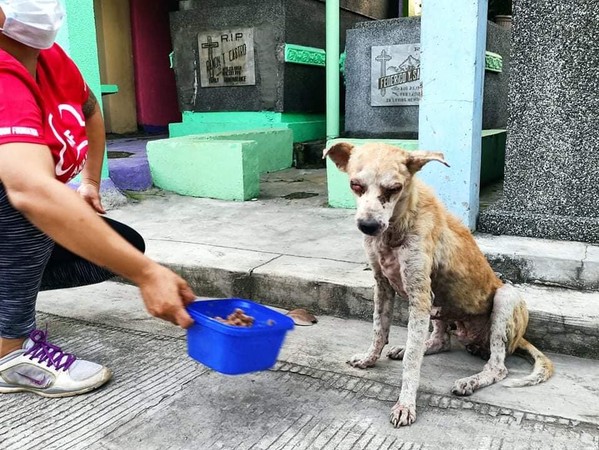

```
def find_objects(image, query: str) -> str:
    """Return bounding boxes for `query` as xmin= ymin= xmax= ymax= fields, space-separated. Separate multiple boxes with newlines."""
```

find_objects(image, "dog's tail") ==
xmin=504 ymin=338 xmax=554 ymax=388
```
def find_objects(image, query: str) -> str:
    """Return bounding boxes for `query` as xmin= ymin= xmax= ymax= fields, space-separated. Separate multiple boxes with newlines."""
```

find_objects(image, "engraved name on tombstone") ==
xmin=198 ymin=28 xmax=256 ymax=87
xmin=370 ymin=43 xmax=421 ymax=106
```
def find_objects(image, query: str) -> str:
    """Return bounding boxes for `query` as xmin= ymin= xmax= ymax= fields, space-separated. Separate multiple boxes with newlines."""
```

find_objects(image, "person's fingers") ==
xmin=139 ymin=269 xmax=197 ymax=329
xmin=180 ymin=282 xmax=196 ymax=305
xmin=93 ymin=197 xmax=106 ymax=214
xmin=77 ymin=185 xmax=105 ymax=214
xmin=175 ymin=308 xmax=194 ymax=329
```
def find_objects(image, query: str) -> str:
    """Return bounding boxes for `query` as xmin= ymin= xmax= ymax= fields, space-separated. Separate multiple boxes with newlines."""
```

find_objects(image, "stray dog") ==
xmin=324 ymin=142 xmax=553 ymax=428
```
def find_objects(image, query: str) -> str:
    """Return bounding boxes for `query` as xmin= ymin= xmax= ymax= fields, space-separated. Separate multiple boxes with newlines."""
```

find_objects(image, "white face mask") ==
xmin=0 ymin=0 xmax=65 ymax=50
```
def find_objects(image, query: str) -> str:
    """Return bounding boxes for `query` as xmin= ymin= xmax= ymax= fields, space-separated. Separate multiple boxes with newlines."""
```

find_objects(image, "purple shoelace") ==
xmin=23 ymin=330 xmax=77 ymax=371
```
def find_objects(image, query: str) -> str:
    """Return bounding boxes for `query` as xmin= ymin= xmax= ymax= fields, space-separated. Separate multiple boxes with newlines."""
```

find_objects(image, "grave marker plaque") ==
xmin=344 ymin=18 xmax=510 ymax=137
xmin=171 ymin=1 xmax=368 ymax=112
xmin=198 ymin=28 xmax=256 ymax=87
xmin=370 ymin=43 xmax=421 ymax=106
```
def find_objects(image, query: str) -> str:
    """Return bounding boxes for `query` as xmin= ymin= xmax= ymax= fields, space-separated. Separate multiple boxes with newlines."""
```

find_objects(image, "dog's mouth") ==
xmin=356 ymin=219 xmax=387 ymax=236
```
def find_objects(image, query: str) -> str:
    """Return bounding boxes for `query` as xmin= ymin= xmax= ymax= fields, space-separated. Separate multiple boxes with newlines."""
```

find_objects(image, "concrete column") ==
xmin=55 ymin=0 xmax=127 ymax=207
xmin=325 ymin=0 xmax=340 ymax=139
xmin=56 ymin=0 xmax=109 ymax=180
xmin=417 ymin=0 xmax=488 ymax=229
xmin=478 ymin=0 xmax=599 ymax=243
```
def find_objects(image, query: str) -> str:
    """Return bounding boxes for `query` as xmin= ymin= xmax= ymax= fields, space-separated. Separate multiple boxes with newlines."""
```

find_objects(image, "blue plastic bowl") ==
xmin=186 ymin=298 xmax=295 ymax=375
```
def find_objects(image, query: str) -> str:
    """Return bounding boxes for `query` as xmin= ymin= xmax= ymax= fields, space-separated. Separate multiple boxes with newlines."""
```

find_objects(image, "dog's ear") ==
xmin=406 ymin=151 xmax=450 ymax=174
xmin=323 ymin=142 xmax=355 ymax=172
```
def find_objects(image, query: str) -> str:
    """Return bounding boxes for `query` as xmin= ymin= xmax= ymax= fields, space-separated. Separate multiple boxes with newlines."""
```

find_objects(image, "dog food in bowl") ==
xmin=214 ymin=308 xmax=255 ymax=327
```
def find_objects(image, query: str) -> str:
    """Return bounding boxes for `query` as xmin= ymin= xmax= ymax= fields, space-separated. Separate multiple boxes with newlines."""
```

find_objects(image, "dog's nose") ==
xmin=357 ymin=219 xmax=382 ymax=236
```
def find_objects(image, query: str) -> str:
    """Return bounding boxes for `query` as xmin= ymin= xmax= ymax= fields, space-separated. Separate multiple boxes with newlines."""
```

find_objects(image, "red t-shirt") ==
xmin=0 ymin=44 xmax=90 ymax=183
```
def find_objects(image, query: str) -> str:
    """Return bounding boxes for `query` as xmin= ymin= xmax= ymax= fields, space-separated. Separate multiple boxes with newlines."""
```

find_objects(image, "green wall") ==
xmin=57 ymin=0 xmax=108 ymax=179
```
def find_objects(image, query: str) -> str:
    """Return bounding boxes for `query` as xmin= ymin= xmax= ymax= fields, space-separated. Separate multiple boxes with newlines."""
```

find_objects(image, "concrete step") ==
xmin=517 ymin=284 xmax=599 ymax=358
xmin=104 ymin=188 xmax=599 ymax=359
xmin=150 ymin=245 xmax=599 ymax=360
xmin=110 ymin=171 xmax=599 ymax=291
xmin=477 ymin=233 xmax=599 ymax=291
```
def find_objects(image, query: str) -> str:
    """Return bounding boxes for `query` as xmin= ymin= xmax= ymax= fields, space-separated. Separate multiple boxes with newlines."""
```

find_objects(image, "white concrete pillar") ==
xmin=418 ymin=0 xmax=488 ymax=229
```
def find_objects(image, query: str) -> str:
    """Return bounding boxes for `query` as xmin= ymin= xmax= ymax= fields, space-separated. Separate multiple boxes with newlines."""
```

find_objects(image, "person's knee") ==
xmin=103 ymin=217 xmax=146 ymax=254
xmin=120 ymin=224 xmax=145 ymax=254
xmin=130 ymin=229 xmax=146 ymax=254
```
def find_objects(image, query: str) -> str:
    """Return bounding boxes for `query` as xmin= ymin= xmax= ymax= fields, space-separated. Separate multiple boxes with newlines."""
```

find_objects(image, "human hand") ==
xmin=77 ymin=181 xmax=106 ymax=214
xmin=138 ymin=264 xmax=196 ymax=328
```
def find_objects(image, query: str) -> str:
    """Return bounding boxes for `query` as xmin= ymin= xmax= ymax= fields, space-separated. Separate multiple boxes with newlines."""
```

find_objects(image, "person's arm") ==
xmin=77 ymin=88 xmax=106 ymax=214
xmin=0 ymin=142 xmax=195 ymax=328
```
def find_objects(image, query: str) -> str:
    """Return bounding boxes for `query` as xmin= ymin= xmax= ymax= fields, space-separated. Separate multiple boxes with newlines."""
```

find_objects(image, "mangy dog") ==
xmin=324 ymin=142 xmax=553 ymax=428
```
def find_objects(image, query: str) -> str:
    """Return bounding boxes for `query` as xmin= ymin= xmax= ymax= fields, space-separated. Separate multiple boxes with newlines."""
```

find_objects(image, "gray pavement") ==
xmin=1 ymin=281 xmax=597 ymax=449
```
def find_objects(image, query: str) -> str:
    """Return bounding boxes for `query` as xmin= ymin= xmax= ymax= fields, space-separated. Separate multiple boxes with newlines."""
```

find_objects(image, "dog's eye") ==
xmin=385 ymin=185 xmax=403 ymax=195
xmin=350 ymin=181 xmax=365 ymax=195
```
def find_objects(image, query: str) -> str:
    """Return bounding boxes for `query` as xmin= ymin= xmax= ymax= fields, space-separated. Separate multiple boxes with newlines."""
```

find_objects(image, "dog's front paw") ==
xmin=451 ymin=377 xmax=478 ymax=396
xmin=347 ymin=353 xmax=377 ymax=369
xmin=386 ymin=346 xmax=406 ymax=360
xmin=390 ymin=402 xmax=416 ymax=427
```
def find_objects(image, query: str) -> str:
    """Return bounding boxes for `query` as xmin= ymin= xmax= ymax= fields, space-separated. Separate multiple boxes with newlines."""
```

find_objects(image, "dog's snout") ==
xmin=357 ymin=219 xmax=382 ymax=236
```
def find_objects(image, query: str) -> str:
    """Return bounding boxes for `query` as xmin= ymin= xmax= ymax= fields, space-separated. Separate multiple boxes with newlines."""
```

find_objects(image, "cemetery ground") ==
xmin=2 ymin=166 xmax=599 ymax=450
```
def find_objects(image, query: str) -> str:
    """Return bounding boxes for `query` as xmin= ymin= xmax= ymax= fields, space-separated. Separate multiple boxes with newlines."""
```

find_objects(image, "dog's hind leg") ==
xmin=387 ymin=318 xmax=450 ymax=359
xmin=451 ymin=284 xmax=523 ymax=396
xmin=348 ymin=273 xmax=395 ymax=369
xmin=425 ymin=319 xmax=451 ymax=354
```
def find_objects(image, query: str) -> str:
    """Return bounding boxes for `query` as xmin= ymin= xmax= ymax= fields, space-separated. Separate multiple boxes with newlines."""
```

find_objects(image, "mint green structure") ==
xmin=56 ymin=0 xmax=109 ymax=180
xmin=147 ymin=138 xmax=260 ymax=201
xmin=326 ymin=0 xmax=340 ymax=139
xmin=284 ymin=44 xmax=326 ymax=67
xmin=327 ymin=131 xmax=506 ymax=209
xmin=147 ymin=129 xmax=293 ymax=201
xmin=178 ymin=129 xmax=293 ymax=174
xmin=169 ymin=111 xmax=325 ymax=144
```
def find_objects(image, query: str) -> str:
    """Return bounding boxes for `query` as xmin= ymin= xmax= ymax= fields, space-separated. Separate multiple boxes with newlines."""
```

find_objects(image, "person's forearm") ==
xmin=1 ymin=140 xmax=195 ymax=328
xmin=16 ymin=176 xmax=156 ymax=285
xmin=81 ymin=96 xmax=105 ymax=186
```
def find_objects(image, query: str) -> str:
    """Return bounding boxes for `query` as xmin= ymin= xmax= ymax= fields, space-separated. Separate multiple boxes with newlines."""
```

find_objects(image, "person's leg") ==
xmin=0 ymin=184 xmax=54 ymax=357
xmin=0 ymin=185 xmax=114 ymax=396
xmin=40 ymin=216 xmax=145 ymax=291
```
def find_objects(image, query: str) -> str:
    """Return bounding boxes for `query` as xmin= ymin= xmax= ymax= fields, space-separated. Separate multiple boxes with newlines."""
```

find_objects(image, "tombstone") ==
xmin=478 ymin=0 xmax=599 ymax=243
xmin=169 ymin=0 xmax=396 ymax=115
xmin=343 ymin=18 xmax=511 ymax=138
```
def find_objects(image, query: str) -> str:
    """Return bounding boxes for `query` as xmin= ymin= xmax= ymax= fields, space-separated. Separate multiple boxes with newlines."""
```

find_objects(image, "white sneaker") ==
xmin=0 ymin=329 xmax=112 ymax=397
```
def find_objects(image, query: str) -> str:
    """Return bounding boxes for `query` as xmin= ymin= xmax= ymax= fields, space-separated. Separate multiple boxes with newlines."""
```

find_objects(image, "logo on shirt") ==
xmin=48 ymin=104 xmax=89 ymax=179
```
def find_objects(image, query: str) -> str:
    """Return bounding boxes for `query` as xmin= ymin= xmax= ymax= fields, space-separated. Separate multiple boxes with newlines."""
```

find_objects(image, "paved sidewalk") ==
xmin=4 ymin=146 xmax=594 ymax=449
xmin=103 ymin=169 xmax=599 ymax=358
xmin=2 ymin=281 xmax=597 ymax=449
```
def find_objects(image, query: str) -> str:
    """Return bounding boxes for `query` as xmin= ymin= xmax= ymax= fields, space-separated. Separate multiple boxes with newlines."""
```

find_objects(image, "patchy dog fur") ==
xmin=324 ymin=142 xmax=554 ymax=428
